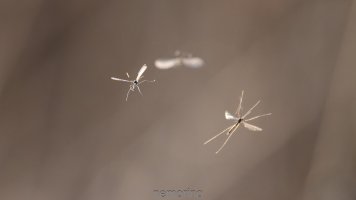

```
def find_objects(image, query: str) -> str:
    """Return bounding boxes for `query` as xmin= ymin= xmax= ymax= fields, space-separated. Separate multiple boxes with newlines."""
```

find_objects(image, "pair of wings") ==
xmin=225 ymin=111 xmax=262 ymax=131
xmin=155 ymin=57 xmax=204 ymax=69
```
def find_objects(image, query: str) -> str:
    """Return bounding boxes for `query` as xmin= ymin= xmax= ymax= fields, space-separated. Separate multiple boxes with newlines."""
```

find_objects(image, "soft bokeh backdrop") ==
xmin=0 ymin=0 xmax=355 ymax=200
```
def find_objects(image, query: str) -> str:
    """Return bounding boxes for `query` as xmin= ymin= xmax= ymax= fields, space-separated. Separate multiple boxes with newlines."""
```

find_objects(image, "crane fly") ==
xmin=155 ymin=51 xmax=204 ymax=70
xmin=111 ymin=64 xmax=155 ymax=101
xmin=204 ymin=90 xmax=272 ymax=154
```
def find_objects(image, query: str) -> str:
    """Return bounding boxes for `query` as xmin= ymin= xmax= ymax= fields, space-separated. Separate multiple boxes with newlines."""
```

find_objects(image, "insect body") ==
xmin=111 ymin=64 xmax=155 ymax=101
xmin=155 ymin=51 xmax=204 ymax=70
xmin=204 ymin=90 xmax=272 ymax=154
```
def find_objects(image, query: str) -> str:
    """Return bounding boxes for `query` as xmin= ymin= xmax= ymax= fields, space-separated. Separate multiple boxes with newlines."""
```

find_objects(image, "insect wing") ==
xmin=243 ymin=122 xmax=262 ymax=131
xmin=181 ymin=57 xmax=204 ymax=68
xmin=111 ymin=77 xmax=131 ymax=82
xmin=136 ymin=64 xmax=147 ymax=81
xmin=155 ymin=58 xmax=180 ymax=69
xmin=225 ymin=111 xmax=238 ymax=120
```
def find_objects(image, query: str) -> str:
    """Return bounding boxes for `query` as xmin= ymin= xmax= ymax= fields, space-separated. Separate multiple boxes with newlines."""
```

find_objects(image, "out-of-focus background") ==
xmin=0 ymin=0 xmax=355 ymax=200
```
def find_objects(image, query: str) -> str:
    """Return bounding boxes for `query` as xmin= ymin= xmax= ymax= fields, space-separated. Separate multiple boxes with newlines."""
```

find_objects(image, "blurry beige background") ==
xmin=0 ymin=0 xmax=355 ymax=200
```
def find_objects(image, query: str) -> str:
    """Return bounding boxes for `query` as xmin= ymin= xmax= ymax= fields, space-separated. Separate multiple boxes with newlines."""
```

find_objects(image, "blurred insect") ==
xmin=155 ymin=51 xmax=204 ymax=70
xmin=204 ymin=90 xmax=272 ymax=154
xmin=111 ymin=64 xmax=155 ymax=101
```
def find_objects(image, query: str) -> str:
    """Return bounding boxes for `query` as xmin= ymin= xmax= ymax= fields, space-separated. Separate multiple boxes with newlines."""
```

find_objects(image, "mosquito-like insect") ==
xmin=111 ymin=64 xmax=155 ymax=101
xmin=204 ymin=90 xmax=272 ymax=154
xmin=155 ymin=50 xmax=204 ymax=70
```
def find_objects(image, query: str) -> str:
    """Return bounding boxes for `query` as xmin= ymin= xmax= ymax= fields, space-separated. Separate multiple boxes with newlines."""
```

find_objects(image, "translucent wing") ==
xmin=225 ymin=111 xmax=238 ymax=120
xmin=111 ymin=77 xmax=131 ymax=82
xmin=181 ymin=57 xmax=204 ymax=68
xmin=136 ymin=64 xmax=147 ymax=81
xmin=154 ymin=58 xmax=180 ymax=69
xmin=243 ymin=122 xmax=262 ymax=131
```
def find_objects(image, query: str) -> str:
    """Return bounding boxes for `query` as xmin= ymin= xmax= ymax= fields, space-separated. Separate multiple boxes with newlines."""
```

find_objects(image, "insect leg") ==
xmin=215 ymin=124 xmax=240 ymax=154
xmin=245 ymin=113 xmax=272 ymax=122
xmin=136 ymin=85 xmax=143 ymax=96
xmin=242 ymin=100 xmax=260 ymax=119
xmin=204 ymin=125 xmax=234 ymax=145
xmin=125 ymin=88 xmax=131 ymax=101
xmin=235 ymin=90 xmax=244 ymax=117
xmin=138 ymin=79 xmax=155 ymax=85
xmin=226 ymin=123 xmax=238 ymax=135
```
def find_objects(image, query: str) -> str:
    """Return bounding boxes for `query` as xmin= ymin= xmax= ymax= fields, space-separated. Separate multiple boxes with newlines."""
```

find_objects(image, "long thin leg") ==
xmin=235 ymin=90 xmax=244 ymax=117
xmin=125 ymin=89 xmax=131 ymax=101
xmin=242 ymin=100 xmax=260 ymax=119
xmin=245 ymin=113 xmax=272 ymax=122
xmin=204 ymin=125 xmax=234 ymax=145
xmin=226 ymin=123 xmax=238 ymax=135
xmin=138 ymin=79 xmax=155 ymax=85
xmin=136 ymin=85 xmax=143 ymax=96
xmin=216 ymin=124 xmax=240 ymax=154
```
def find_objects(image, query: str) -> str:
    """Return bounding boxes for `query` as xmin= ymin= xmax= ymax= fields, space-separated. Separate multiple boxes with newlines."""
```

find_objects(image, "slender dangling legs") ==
xmin=204 ymin=125 xmax=235 ymax=145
